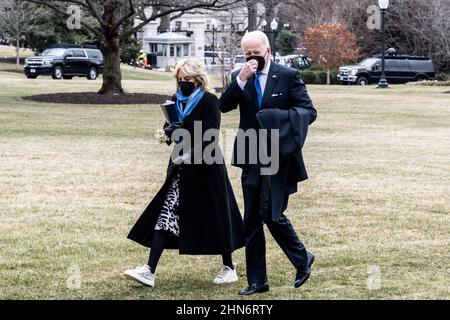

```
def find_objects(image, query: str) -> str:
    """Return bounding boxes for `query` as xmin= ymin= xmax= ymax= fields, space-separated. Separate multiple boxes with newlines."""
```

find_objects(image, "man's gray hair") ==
xmin=241 ymin=31 xmax=271 ymax=50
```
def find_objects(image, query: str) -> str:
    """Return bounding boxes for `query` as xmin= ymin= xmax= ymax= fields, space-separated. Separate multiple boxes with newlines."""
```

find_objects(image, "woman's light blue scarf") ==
xmin=176 ymin=86 xmax=205 ymax=122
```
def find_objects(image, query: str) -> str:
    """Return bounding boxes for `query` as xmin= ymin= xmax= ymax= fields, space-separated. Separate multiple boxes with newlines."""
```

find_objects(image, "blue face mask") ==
xmin=179 ymin=81 xmax=196 ymax=96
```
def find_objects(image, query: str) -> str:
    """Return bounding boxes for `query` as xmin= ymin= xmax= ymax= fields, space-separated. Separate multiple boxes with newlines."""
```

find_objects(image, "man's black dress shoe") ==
xmin=239 ymin=283 xmax=269 ymax=296
xmin=294 ymin=251 xmax=315 ymax=288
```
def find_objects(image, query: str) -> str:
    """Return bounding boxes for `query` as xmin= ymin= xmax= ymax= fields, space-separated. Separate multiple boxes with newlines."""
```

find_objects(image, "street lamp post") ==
xmin=212 ymin=25 xmax=216 ymax=65
xmin=378 ymin=0 xmax=389 ymax=88
xmin=270 ymin=18 xmax=278 ymax=62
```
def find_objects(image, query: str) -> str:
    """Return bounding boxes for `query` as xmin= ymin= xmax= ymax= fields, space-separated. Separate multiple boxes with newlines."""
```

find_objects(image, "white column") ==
xmin=189 ymin=20 xmax=206 ymax=60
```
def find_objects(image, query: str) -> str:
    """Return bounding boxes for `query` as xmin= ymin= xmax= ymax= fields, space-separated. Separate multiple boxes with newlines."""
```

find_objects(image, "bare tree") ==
xmin=246 ymin=0 xmax=258 ymax=31
xmin=343 ymin=0 xmax=450 ymax=73
xmin=261 ymin=0 xmax=277 ymax=27
xmin=278 ymin=0 xmax=365 ymax=37
xmin=202 ymin=5 xmax=245 ymax=88
xmin=26 ymin=0 xmax=241 ymax=95
xmin=432 ymin=0 xmax=450 ymax=63
xmin=219 ymin=28 xmax=242 ymax=88
xmin=0 ymin=0 xmax=45 ymax=70
xmin=159 ymin=12 xmax=171 ymax=32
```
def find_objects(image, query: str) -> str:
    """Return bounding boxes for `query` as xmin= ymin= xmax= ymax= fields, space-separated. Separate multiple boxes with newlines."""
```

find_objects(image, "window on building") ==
xmin=183 ymin=44 xmax=189 ymax=56
xmin=170 ymin=45 xmax=175 ymax=57
xmin=175 ymin=21 xmax=182 ymax=31
xmin=176 ymin=45 xmax=181 ymax=57
xmin=157 ymin=44 xmax=167 ymax=57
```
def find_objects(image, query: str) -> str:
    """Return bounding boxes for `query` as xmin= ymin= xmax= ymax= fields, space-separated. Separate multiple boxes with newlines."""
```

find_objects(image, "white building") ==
xmin=136 ymin=8 xmax=260 ymax=70
xmin=141 ymin=19 xmax=208 ymax=70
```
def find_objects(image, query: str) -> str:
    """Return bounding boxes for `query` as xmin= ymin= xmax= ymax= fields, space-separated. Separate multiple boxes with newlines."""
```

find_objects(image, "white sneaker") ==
xmin=124 ymin=264 xmax=155 ymax=287
xmin=213 ymin=263 xmax=238 ymax=284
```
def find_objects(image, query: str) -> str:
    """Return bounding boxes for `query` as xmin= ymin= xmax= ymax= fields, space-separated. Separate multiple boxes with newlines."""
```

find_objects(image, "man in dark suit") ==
xmin=219 ymin=31 xmax=317 ymax=296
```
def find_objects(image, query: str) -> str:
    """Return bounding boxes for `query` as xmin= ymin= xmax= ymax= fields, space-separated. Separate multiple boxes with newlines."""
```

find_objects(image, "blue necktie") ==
xmin=254 ymin=72 xmax=263 ymax=110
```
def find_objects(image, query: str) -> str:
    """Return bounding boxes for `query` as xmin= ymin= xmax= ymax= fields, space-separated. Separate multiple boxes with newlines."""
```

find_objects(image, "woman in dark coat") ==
xmin=124 ymin=58 xmax=245 ymax=287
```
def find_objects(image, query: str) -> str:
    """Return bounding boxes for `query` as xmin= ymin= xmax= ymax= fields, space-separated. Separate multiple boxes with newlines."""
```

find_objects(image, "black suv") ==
xmin=337 ymin=49 xmax=435 ymax=85
xmin=24 ymin=45 xmax=103 ymax=80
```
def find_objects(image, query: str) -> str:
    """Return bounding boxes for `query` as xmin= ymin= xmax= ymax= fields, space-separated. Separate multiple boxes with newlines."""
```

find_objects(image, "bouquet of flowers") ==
xmin=154 ymin=129 xmax=168 ymax=144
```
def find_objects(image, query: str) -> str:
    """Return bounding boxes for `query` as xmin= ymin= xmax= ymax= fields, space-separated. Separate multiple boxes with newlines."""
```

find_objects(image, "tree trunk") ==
xmin=98 ymin=3 xmax=125 ymax=95
xmin=160 ymin=14 xmax=171 ymax=32
xmin=264 ymin=5 xmax=275 ymax=51
xmin=98 ymin=31 xmax=124 ymax=95
xmin=247 ymin=0 xmax=257 ymax=31
xmin=16 ymin=1 xmax=21 ymax=71
xmin=16 ymin=37 xmax=20 ymax=71
xmin=327 ymin=67 xmax=331 ymax=85
xmin=264 ymin=9 xmax=274 ymax=33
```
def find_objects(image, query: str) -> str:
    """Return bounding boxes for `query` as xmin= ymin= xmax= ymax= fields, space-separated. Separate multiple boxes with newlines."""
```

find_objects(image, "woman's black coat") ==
xmin=127 ymin=92 xmax=245 ymax=255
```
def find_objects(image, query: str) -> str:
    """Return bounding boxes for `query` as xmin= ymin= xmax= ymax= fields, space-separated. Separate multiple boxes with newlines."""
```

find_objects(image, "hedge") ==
xmin=299 ymin=69 xmax=340 ymax=85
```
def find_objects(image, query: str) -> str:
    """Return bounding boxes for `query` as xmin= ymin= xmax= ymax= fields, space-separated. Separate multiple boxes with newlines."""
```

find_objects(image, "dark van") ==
xmin=337 ymin=49 xmax=435 ymax=85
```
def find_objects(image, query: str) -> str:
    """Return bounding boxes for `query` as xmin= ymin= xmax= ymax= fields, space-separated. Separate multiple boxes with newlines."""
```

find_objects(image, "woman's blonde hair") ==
xmin=173 ymin=58 xmax=211 ymax=92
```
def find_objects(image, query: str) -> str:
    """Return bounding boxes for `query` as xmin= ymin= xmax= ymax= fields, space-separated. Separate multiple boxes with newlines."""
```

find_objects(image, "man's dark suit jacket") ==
xmin=219 ymin=62 xmax=317 ymax=221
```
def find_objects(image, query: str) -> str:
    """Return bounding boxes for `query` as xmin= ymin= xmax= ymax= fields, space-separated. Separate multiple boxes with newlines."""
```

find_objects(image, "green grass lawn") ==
xmin=0 ymin=62 xmax=173 ymax=81
xmin=0 ymin=68 xmax=449 ymax=300
xmin=0 ymin=63 xmax=22 ymax=72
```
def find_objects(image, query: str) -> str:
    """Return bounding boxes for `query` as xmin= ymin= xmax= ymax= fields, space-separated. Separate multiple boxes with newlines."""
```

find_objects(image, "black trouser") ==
xmin=242 ymin=178 xmax=308 ymax=285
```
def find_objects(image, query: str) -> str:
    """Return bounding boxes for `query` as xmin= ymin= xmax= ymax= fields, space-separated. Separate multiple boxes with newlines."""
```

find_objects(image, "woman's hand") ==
xmin=163 ymin=122 xmax=184 ymax=145
xmin=164 ymin=122 xmax=183 ymax=138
